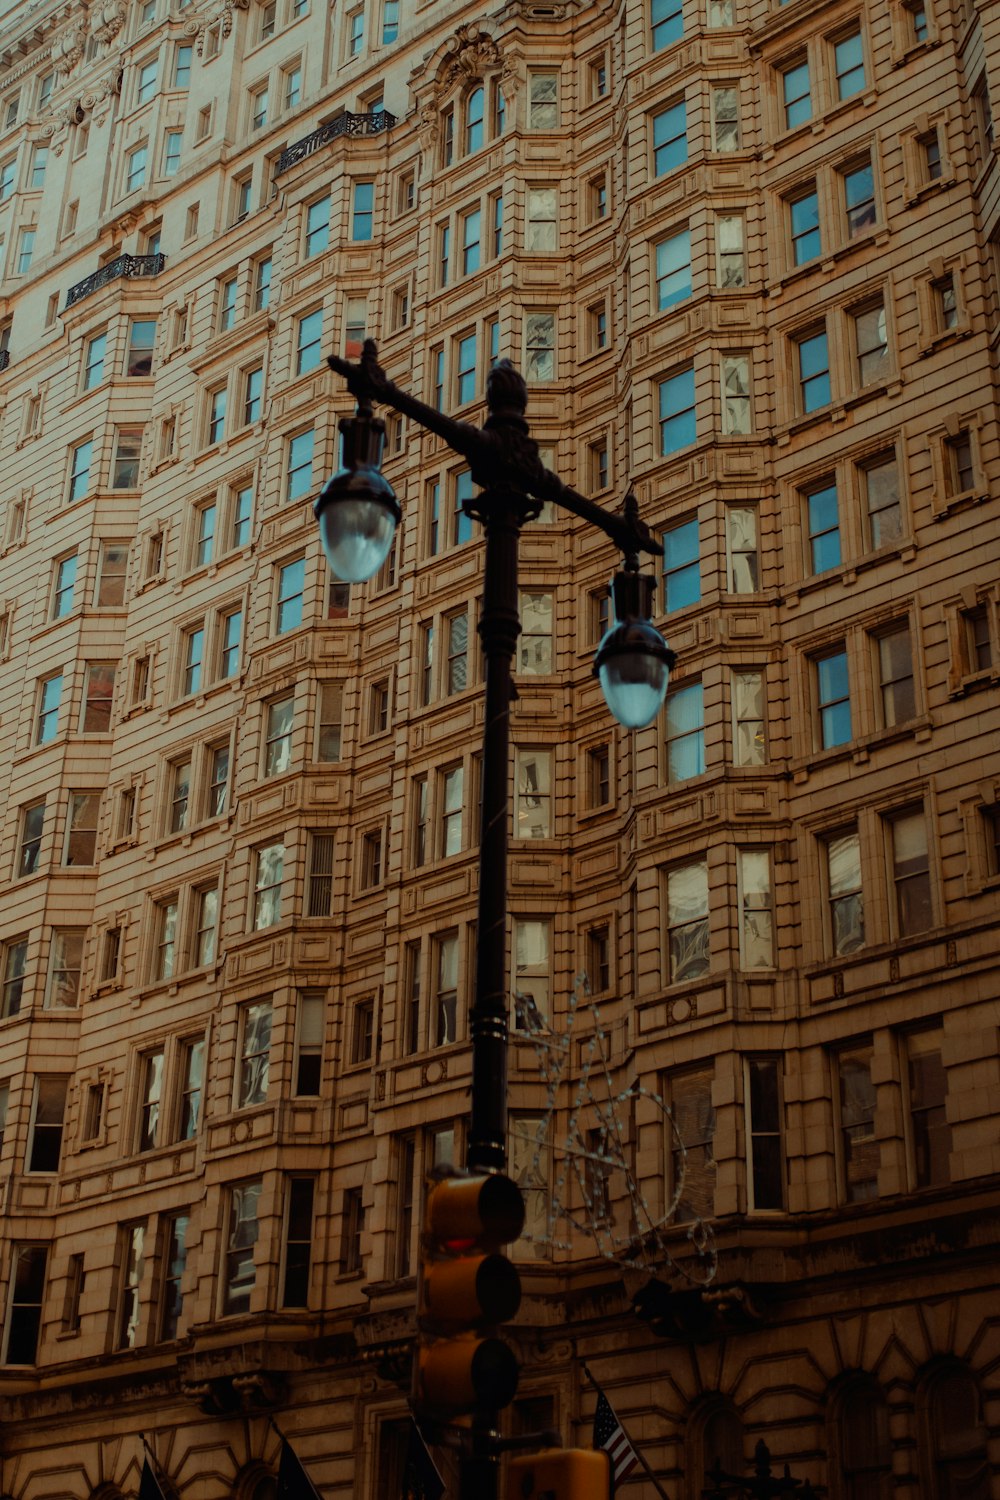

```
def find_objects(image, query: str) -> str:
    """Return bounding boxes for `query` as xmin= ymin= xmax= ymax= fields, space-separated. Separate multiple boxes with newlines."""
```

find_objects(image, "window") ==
xmin=665 ymin=682 xmax=705 ymax=781
xmin=305 ymin=195 xmax=330 ymax=258
xmin=137 ymin=1049 xmax=164 ymax=1151
xmin=904 ymin=0 xmax=928 ymax=43
xmin=2 ymin=938 xmax=27 ymax=1018
xmin=440 ymin=108 xmax=455 ymax=167
xmin=294 ymin=992 xmax=324 ymax=1095
xmin=159 ymin=1214 xmax=189 ymax=1341
xmin=16 ymin=227 xmax=35 ymax=274
xmin=588 ymin=174 xmax=607 ymax=222
xmin=307 ymin=832 xmax=334 ymax=917
xmin=834 ymin=31 xmax=865 ymax=100
xmin=669 ymin=1064 xmax=716 ymax=1221
xmin=528 ymin=70 xmax=558 ymax=130
xmin=962 ymin=605 xmax=993 ymax=675
xmin=782 ymin=59 xmax=811 ymax=128
xmin=37 ymin=672 xmax=63 ymax=744
xmin=525 ymin=313 xmax=555 ymax=382
xmin=343 ymin=295 xmax=366 ymax=358
xmin=826 ymin=830 xmax=863 ymax=955
xmin=207 ymin=386 xmax=227 ymax=447
xmin=0 ymin=159 xmax=13 ymax=201
xmin=360 ymin=827 xmax=383 ymax=887
xmin=465 ymin=86 xmax=485 ymax=154
xmin=789 ymin=188 xmax=820 ymax=265
xmin=3 ymin=1247 xmax=48 ymax=1364
xmin=316 ymin=682 xmax=343 ymax=760
xmin=341 ymin=1185 xmax=365 ymax=1272
xmin=843 ymin=159 xmax=876 ymax=237
xmin=651 ymin=0 xmax=682 ymax=51
xmin=432 ymin=767 xmax=462 ymax=857
xmin=352 ymin=180 xmax=374 ymax=241
xmin=83 ymin=332 xmax=107 ymax=390
xmin=587 ymin=925 xmax=610 ymax=993
xmin=889 ymin=806 xmax=931 ymax=935
xmin=173 ymin=43 xmax=192 ymax=87
xmin=589 ymin=438 xmax=609 ymax=491
xmin=346 ymin=4 xmax=364 ymax=55
xmin=64 ymin=1250 xmax=85 ymax=1334
xmin=152 ymin=897 xmax=178 ymax=979
xmin=368 ymin=678 xmax=390 ymax=734
xmin=666 ymin=861 xmax=709 ymax=981
xmin=351 ymin=1000 xmax=374 ymax=1065
xmin=82 ymin=662 xmax=116 ymax=732
xmin=218 ymin=608 xmax=242 ymax=679
xmin=712 ymin=86 xmax=739 ymax=150
xmin=933 ymin=273 xmax=958 ymax=332
xmin=27 ymin=1076 xmax=68 ymax=1171
xmin=181 ymin=626 xmax=204 ymax=696
xmin=50 ymin=554 xmax=77 ymax=621
xmin=16 ymin=802 xmax=45 ymax=879
xmin=659 ymin=365 xmax=696 ymax=453
xmin=513 ymin=919 xmax=550 ymax=1030
xmin=65 ymin=792 xmax=99 ymax=865
xmin=223 ymin=1180 xmax=262 ymax=1314
xmin=805 ymin=478 xmax=840 ymax=572
xmin=68 ymin=438 xmax=94 ymax=502
xmin=876 ymin=622 xmax=915 ymax=726
xmin=286 ymin=429 xmax=314 ymax=502
xmin=663 ymin=518 xmax=699 ymax=611
xmin=126 ymin=144 xmax=147 ymax=192
xmin=96 ymin=542 xmax=129 ymax=607
xmin=454 ymin=332 xmax=477 ymax=406
xmin=382 ymin=0 xmax=399 ymax=42
xmin=854 ymin=301 xmax=888 ymax=385
xmin=238 ymin=1000 xmax=272 ymax=1107
xmin=100 ymin=926 xmax=122 ymax=984
xmin=283 ymin=64 xmax=301 ymax=110
xmin=207 ymin=743 xmax=230 ymax=817
xmin=112 ymin=428 xmax=142 ymax=489
xmin=443 ymin=610 xmax=468 ymax=696
xmin=117 ymin=786 xmax=137 ymax=841
xmin=835 ymin=1044 xmax=877 ymax=1202
xmin=906 ymin=1029 xmax=949 ymax=1187
xmin=721 ymin=354 xmax=751 ymax=434
xmin=250 ymin=83 xmax=268 ymax=130
xmin=218 ymin=276 xmax=238 ymax=333
xmin=137 ymin=58 xmax=158 ymax=104
xmin=230 ymin=483 xmax=254 ymax=548
xmin=797 ymin=328 xmax=831 ymax=412
xmin=738 ymin=849 xmax=773 ymax=969
xmin=252 ymin=844 xmax=284 ymax=929
xmin=587 ymin=744 xmax=611 ymax=807
xmin=276 ymin=558 xmax=305 ymax=633
xmin=434 ymin=933 xmax=459 ymax=1045
xmin=193 ymin=501 xmax=216 ymax=568
xmin=815 ymin=647 xmax=851 ymax=748
xmin=745 ymin=1056 xmax=784 ymax=1210
xmin=653 ymin=100 xmax=687 ymax=175
xmin=515 ymin=750 xmax=551 ymax=839
xmin=253 ymin=255 xmax=272 ymax=312
xmin=258 ymin=0 xmax=276 ymax=37
xmin=725 ymin=507 xmax=758 ymax=592
xmin=945 ymin=430 xmax=974 ymax=496
xmin=263 ymin=693 xmax=295 ymax=774
xmin=863 ymin=453 xmax=902 ymax=546
xmin=282 ymin=1178 xmax=315 ymax=1306
xmin=177 ymin=1037 xmax=205 ymax=1138
xmin=716 ymin=214 xmax=746 ymax=287
xmin=194 ymin=885 xmax=219 ymax=965
xmin=525 ymin=186 xmax=558 ymax=253
xmin=514 ymin=592 xmax=552 ymax=674
xmin=655 ymin=228 xmax=691 ymax=310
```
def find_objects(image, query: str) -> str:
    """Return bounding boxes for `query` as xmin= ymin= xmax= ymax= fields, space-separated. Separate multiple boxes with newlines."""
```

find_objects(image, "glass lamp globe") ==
xmin=314 ymin=413 xmax=401 ymax=583
xmin=593 ymin=573 xmax=675 ymax=730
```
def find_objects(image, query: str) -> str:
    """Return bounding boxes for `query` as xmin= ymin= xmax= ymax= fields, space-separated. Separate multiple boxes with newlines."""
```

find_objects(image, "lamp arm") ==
xmin=328 ymin=341 xmax=661 ymax=564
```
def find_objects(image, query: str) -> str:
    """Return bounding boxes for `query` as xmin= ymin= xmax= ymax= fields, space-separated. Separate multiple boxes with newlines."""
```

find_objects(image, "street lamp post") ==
xmin=317 ymin=341 xmax=674 ymax=1499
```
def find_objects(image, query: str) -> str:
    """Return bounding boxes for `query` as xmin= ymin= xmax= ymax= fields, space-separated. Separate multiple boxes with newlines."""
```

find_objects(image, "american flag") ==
xmin=593 ymin=1387 xmax=641 ymax=1491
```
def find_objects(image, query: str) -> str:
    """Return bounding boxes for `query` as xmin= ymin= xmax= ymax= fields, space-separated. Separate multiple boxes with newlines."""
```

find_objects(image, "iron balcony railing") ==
xmin=65 ymin=253 xmax=165 ymax=310
xmin=276 ymin=110 xmax=397 ymax=175
xmin=0 ymin=349 xmax=9 ymax=372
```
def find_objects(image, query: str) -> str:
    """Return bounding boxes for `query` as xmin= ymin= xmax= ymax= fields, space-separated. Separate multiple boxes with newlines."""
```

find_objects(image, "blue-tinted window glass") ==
xmin=817 ymin=650 xmax=851 ymax=747
xmin=651 ymin=0 xmax=683 ymax=51
xmin=663 ymin=519 xmax=700 ymax=612
xmin=798 ymin=332 xmax=830 ymax=411
xmin=666 ymin=681 xmax=705 ymax=779
xmin=656 ymin=229 xmax=692 ymax=309
xmin=835 ymin=33 xmax=865 ymax=99
xmin=659 ymin=366 xmax=696 ymax=453
xmin=653 ymin=101 xmax=687 ymax=176
xmin=783 ymin=61 xmax=811 ymax=127
xmin=807 ymin=482 xmax=840 ymax=572
xmin=790 ymin=191 xmax=820 ymax=264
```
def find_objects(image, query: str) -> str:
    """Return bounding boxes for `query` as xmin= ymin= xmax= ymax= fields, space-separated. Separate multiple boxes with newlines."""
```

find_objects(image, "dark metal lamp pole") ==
xmin=317 ymin=341 xmax=674 ymax=1499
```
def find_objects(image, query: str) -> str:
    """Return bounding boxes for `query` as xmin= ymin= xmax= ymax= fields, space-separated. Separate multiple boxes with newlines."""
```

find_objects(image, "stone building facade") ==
xmin=0 ymin=0 xmax=998 ymax=1494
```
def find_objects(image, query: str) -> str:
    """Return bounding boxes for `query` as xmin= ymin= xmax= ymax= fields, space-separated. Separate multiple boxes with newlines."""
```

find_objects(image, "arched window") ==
xmin=834 ymin=1378 xmax=891 ymax=1499
xmin=465 ymin=86 xmax=484 ymax=154
xmin=232 ymin=1463 xmax=276 ymax=1500
xmin=688 ymin=1400 xmax=743 ymax=1500
xmin=926 ymin=1364 xmax=989 ymax=1500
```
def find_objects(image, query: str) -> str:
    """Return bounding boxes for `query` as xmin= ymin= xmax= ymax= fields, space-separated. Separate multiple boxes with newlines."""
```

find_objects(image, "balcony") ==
xmin=276 ymin=110 xmax=397 ymax=175
xmin=65 ymin=253 xmax=165 ymax=310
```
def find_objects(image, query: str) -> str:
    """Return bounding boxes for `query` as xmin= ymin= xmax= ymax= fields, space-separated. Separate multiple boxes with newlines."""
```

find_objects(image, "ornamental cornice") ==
xmin=410 ymin=20 xmax=506 ymax=110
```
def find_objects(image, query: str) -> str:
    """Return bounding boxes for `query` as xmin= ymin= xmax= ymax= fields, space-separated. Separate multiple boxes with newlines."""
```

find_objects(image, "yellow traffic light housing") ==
xmin=506 ymin=1449 xmax=611 ymax=1500
xmin=416 ymin=1173 xmax=525 ymax=1420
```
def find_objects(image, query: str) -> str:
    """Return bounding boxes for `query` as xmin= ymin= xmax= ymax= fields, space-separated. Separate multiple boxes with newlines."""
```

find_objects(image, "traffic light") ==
xmin=506 ymin=1449 xmax=611 ymax=1500
xmin=415 ymin=1172 xmax=525 ymax=1420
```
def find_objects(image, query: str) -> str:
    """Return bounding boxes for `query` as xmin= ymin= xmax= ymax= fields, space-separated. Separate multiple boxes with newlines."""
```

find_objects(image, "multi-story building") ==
xmin=0 ymin=0 xmax=998 ymax=1493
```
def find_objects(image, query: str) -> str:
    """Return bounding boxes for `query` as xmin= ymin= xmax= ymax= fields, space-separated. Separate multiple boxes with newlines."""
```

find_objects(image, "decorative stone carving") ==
xmin=438 ymin=23 xmax=502 ymax=90
xmin=90 ymin=0 xmax=128 ymax=47
xmin=52 ymin=21 xmax=87 ymax=73
xmin=81 ymin=70 xmax=121 ymax=127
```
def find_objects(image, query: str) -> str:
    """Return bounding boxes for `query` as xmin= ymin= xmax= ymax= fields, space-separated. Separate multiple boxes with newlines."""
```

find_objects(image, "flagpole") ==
xmin=582 ymin=1366 xmax=672 ymax=1500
